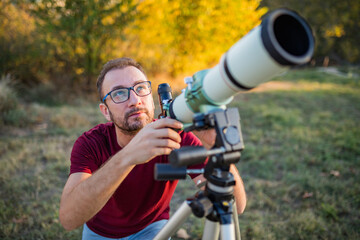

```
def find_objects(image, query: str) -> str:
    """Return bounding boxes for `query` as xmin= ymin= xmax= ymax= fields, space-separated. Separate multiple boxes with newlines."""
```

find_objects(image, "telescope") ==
xmin=154 ymin=9 xmax=315 ymax=240
xmin=158 ymin=8 xmax=315 ymax=124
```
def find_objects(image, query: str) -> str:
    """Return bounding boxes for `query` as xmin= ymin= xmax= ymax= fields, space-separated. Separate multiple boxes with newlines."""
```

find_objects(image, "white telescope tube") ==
xmin=169 ymin=8 xmax=314 ymax=123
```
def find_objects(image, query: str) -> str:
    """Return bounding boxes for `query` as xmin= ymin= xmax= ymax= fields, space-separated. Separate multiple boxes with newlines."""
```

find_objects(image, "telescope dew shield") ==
xmin=169 ymin=8 xmax=314 ymax=123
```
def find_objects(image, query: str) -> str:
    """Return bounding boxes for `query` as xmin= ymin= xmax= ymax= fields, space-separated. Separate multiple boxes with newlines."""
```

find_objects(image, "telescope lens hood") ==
xmin=261 ymin=8 xmax=315 ymax=66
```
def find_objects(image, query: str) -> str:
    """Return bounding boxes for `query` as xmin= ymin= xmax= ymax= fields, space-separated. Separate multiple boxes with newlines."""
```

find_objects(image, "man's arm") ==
xmin=59 ymin=119 xmax=183 ymax=230
xmin=192 ymin=129 xmax=247 ymax=214
xmin=59 ymin=155 xmax=134 ymax=230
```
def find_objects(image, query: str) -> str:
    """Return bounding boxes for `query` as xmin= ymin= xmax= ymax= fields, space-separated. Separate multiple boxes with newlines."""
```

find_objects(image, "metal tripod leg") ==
xmin=155 ymin=200 xmax=241 ymax=240
xmin=202 ymin=219 xmax=220 ymax=240
xmin=202 ymin=211 xmax=239 ymax=240
xmin=202 ymin=201 xmax=241 ymax=240
xmin=154 ymin=201 xmax=192 ymax=240
xmin=220 ymin=222 xmax=236 ymax=240
xmin=213 ymin=200 xmax=241 ymax=240
xmin=220 ymin=200 xmax=241 ymax=240
xmin=233 ymin=200 xmax=241 ymax=240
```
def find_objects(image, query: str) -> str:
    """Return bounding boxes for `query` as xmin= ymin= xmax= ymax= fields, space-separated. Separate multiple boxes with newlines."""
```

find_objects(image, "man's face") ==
xmin=101 ymin=66 xmax=155 ymax=135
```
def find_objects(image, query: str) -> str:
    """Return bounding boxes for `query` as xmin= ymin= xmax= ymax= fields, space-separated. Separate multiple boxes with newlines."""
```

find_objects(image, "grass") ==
xmin=0 ymin=103 xmax=102 ymax=239
xmin=0 ymin=68 xmax=359 ymax=239
xmin=231 ymin=69 xmax=360 ymax=240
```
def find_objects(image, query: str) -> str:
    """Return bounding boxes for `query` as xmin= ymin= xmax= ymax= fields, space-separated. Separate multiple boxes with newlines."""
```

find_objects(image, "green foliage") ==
xmin=132 ymin=0 xmax=266 ymax=76
xmin=25 ymin=0 xmax=139 ymax=89
xmin=0 ymin=75 xmax=18 ymax=113
xmin=0 ymin=1 xmax=39 ymax=84
xmin=0 ymin=74 xmax=27 ymax=127
xmin=20 ymin=83 xmax=69 ymax=106
xmin=2 ymin=0 xmax=359 ymax=91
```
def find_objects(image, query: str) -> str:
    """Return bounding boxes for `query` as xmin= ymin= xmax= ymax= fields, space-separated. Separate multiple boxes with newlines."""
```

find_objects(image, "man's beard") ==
xmin=109 ymin=107 xmax=154 ymax=136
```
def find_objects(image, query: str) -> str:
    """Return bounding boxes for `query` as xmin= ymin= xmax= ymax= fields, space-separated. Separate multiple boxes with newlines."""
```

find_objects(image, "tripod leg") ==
xmin=220 ymin=222 xmax=236 ymax=240
xmin=216 ymin=202 xmax=236 ymax=240
xmin=202 ymin=219 xmax=220 ymax=240
xmin=232 ymin=201 xmax=241 ymax=240
xmin=154 ymin=201 xmax=192 ymax=240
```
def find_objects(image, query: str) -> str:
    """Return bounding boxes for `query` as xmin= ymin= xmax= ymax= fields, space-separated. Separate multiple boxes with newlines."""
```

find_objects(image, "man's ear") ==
xmin=99 ymin=103 xmax=112 ymax=122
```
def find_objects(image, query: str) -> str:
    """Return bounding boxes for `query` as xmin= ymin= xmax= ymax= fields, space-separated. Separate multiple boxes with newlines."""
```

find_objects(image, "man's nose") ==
xmin=128 ymin=89 xmax=141 ymax=106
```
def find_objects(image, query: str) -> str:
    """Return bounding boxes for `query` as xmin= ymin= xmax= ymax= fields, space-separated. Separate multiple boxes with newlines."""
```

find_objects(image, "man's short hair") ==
xmin=97 ymin=57 xmax=145 ymax=102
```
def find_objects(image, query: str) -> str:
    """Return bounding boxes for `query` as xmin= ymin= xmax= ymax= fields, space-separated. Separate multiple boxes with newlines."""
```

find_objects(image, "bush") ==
xmin=0 ymin=74 xmax=23 ymax=126
xmin=0 ymin=74 xmax=19 ymax=112
xmin=20 ymin=82 xmax=63 ymax=106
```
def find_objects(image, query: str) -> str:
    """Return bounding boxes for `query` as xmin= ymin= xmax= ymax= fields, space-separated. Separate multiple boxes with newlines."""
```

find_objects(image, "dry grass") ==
xmin=0 ymin=68 xmax=359 ymax=239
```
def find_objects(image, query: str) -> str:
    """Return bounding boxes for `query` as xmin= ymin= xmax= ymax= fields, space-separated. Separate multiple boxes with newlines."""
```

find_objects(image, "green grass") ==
xmin=0 ymin=68 xmax=359 ymax=239
xmin=230 ymin=69 xmax=360 ymax=240
xmin=0 ymin=103 xmax=102 ymax=239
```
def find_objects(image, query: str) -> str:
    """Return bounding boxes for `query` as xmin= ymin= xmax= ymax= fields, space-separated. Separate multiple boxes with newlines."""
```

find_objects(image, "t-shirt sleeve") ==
xmin=70 ymin=135 xmax=99 ymax=175
xmin=180 ymin=131 xmax=208 ymax=179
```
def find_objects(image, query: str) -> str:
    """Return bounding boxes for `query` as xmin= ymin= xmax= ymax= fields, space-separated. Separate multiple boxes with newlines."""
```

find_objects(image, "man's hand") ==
xmin=192 ymin=128 xmax=216 ymax=149
xmin=122 ymin=118 xmax=183 ymax=165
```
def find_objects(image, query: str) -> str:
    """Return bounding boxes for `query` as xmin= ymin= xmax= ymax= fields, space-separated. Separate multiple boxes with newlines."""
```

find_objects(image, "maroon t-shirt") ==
xmin=70 ymin=122 xmax=205 ymax=238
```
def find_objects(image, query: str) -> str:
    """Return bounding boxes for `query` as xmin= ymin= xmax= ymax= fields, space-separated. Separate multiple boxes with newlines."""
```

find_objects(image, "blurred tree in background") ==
xmin=0 ymin=0 xmax=266 ymax=92
xmin=130 ymin=0 xmax=266 ymax=77
xmin=0 ymin=0 xmax=359 ymax=96
xmin=0 ymin=0 xmax=39 ymax=85
xmin=27 ymin=0 xmax=138 ymax=91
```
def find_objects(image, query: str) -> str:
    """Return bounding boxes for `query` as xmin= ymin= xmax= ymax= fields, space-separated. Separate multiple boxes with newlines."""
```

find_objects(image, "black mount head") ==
xmin=156 ymin=107 xmax=244 ymax=187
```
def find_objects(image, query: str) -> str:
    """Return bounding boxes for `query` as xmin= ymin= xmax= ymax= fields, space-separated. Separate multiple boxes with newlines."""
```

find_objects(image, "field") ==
xmin=0 ymin=68 xmax=359 ymax=239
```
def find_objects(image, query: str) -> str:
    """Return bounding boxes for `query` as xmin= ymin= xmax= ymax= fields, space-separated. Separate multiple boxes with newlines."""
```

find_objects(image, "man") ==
xmin=59 ymin=57 xmax=246 ymax=239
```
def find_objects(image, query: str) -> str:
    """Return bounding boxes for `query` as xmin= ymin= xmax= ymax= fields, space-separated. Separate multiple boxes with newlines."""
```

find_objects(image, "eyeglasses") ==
xmin=102 ymin=81 xmax=152 ymax=103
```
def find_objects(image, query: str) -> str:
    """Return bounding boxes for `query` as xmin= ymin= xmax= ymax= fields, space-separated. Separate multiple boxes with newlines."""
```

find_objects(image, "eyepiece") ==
xmin=157 ymin=83 xmax=172 ymax=118
xmin=157 ymin=83 xmax=172 ymax=102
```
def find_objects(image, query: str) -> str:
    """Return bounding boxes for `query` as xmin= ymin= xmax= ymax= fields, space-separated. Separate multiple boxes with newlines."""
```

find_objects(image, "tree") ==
xmin=28 ymin=0 xmax=139 ymax=90
xmin=0 ymin=0 xmax=39 ymax=85
xmin=129 ymin=0 xmax=267 ymax=77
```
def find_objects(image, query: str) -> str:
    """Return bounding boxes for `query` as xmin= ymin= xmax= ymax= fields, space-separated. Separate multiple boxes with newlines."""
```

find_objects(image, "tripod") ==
xmin=154 ymin=108 xmax=244 ymax=240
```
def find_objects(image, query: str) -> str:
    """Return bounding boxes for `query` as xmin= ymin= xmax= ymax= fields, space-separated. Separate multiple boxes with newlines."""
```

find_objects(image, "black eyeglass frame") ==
xmin=102 ymin=81 xmax=152 ymax=104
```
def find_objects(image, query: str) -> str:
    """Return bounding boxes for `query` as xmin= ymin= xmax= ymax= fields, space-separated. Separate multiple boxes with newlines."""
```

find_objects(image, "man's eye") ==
xmin=135 ymin=85 xmax=148 ymax=93
xmin=113 ymin=90 xmax=127 ymax=98
xmin=136 ymin=86 xmax=145 ymax=91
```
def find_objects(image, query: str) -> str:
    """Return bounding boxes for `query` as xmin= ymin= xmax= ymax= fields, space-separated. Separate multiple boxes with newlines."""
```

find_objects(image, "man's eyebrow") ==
xmin=110 ymin=80 xmax=146 ymax=91
xmin=110 ymin=85 xmax=126 ymax=91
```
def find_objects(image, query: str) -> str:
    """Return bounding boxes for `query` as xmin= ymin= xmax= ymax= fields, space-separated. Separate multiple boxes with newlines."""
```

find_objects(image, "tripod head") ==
xmin=155 ymin=107 xmax=244 ymax=182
